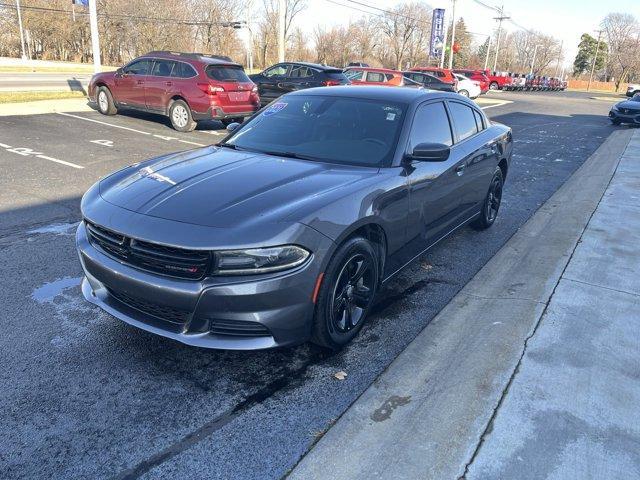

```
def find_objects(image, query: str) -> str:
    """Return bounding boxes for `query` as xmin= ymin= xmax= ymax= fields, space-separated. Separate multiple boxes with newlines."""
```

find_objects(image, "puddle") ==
xmin=31 ymin=276 xmax=82 ymax=303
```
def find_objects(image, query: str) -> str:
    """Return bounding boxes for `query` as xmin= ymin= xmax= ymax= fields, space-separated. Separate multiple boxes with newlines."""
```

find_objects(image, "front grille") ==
xmin=210 ymin=319 xmax=272 ymax=337
xmin=107 ymin=287 xmax=190 ymax=324
xmin=86 ymin=221 xmax=211 ymax=280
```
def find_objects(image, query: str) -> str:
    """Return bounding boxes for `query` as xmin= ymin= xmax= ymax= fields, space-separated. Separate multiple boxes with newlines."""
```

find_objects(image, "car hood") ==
xmin=615 ymin=100 xmax=640 ymax=110
xmin=99 ymin=146 xmax=379 ymax=228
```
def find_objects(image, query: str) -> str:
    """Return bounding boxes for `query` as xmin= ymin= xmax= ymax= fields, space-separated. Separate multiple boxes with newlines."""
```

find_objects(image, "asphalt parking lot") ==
xmin=0 ymin=91 xmax=624 ymax=479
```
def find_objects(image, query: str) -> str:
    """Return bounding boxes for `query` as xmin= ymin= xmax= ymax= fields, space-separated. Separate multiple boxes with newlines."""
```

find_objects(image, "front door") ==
xmin=402 ymin=101 xmax=468 ymax=263
xmin=257 ymin=64 xmax=290 ymax=104
xmin=113 ymin=59 xmax=152 ymax=107
xmin=144 ymin=59 xmax=176 ymax=111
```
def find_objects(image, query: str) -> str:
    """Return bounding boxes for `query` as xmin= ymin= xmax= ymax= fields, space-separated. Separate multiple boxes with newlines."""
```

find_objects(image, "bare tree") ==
xmin=602 ymin=12 xmax=640 ymax=90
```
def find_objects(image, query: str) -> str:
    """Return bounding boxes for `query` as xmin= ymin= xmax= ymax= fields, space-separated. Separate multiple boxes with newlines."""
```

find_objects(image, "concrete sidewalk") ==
xmin=289 ymin=128 xmax=640 ymax=480
xmin=0 ymin=98 xmax=92 ymax=116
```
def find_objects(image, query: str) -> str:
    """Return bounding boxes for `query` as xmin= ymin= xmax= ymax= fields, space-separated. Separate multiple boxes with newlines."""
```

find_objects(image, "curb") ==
xmin=287 ymin=128 xmax=635 ymax=480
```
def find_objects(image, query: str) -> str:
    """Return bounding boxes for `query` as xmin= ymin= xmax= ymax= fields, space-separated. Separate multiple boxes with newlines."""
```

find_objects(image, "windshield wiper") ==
xmin=217 ymin=142 xmax=241 ymax=150
xmin=261 ymin=150 xmax=320 ymax=161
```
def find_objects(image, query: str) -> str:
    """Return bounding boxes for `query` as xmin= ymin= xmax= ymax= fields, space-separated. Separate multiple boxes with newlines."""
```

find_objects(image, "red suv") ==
xmin=88 ymin=51 xmax=260 ymax=132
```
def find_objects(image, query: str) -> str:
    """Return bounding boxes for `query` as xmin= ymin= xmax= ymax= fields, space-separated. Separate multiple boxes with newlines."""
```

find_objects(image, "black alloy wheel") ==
xmin=311 ymin=237 xmax=379 ymax=349
xmin=472 ymin=167 xmax=503 ymax=230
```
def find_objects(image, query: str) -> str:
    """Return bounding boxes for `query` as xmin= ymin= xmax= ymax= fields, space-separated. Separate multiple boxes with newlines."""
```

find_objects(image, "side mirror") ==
xmin=226 ymin=122 xmax=241 ymax=132
xmin=406 ymin=142 xmax=450 ymax=162
xmin=116 ymin=68 xmax=125 ymax=77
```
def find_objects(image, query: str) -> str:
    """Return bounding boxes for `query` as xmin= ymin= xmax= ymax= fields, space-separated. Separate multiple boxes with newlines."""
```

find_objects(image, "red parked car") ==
xmin=453 ymin=69 xmax=490 ymax=93
xmin=478 ymin=70 xmax=512 ymax=91
xmin=343 ymin=67 xmax=417 ymax=87
xmin=410 ymin=66 xmax=458 ymax=88
xmin=88 ymin=51 xmax=260 ymax=132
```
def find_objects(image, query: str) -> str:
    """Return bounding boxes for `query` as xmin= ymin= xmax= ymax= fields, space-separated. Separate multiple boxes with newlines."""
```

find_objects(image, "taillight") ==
xmin=197 ymin=83 xmax=225 ymax=95
xmin=323 ymin=79 xmax=341 ymax=86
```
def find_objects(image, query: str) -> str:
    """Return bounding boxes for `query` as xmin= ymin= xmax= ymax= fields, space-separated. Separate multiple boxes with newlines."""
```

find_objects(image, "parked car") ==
xmin=454 ymin=69 xmax=490 ymax=93
xmin=609 ymin=94 xmax=640 ymax=125
xmin=344 ymin=67 xmax=415 ymax=87
xmin=249 ymin=62 xmax=349 ymax=106
xmin=508 ymin=73 xmax=526 ymax=91
xmin=402 ymin=71 xmax=456 ymax=92
xmin=626 ymin=84 xmax=640 ymax=97
xmin=481 ymin=70 xmax=513 ymax=91
xmin=77 ymin=86 xmax=512 ymax=350
xmin=410 ymin=67 xmax=458 ymax=88
xmin=453 ymin=73 xmax=481 ymax=98
xmin=88 ymin=51 xmax=260 ymax=132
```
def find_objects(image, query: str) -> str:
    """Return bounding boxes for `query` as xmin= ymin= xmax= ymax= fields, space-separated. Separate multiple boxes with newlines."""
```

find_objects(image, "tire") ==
xmin=96 ymin=86 xmax=117 ymax=115
xmin=471 ymin=167 xmax=503 ymax=230
xmin=489 ymin=81 xmax=499 ymax=90
xmin=310 ymin=236 xmax=379 ymax=349
xmin=458 ymin=89 xmax=469 ymax=97
xmin=610 ymin=118 xmax=622 ymax=125
xmin=169 ymin=99 xmax=196 ymax=132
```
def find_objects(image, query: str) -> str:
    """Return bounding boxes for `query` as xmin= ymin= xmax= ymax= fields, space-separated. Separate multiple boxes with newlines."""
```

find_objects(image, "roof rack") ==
xmin=146 ymin=51 xmax=234 ymax=63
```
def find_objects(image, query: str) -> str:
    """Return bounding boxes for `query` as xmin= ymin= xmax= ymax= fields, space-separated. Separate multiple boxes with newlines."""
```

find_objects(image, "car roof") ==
xmin=286 ymin=85 xmax=462 ymax=105
xmin=346 ymin=67 xmax=400 ymax=74
xmin=140 ymin=51 xmax=240 ymax=67
xmin=280 ymin=61 xmax=342 ymax=71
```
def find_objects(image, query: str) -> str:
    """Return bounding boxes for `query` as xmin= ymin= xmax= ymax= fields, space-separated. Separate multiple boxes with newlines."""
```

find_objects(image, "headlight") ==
xmin=215 ymin=245 xmax=310 ymax=275
xmin=612 ymin=105 xmax=619 ymax=111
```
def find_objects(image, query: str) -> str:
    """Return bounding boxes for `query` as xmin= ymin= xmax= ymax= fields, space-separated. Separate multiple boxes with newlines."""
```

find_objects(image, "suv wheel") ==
xmin=169 ymin=99 xmax=196 ymax=132
xmin=458 ymin=89 xmax=469 ymax=97
xmin=489 ymin=81 xmax=499 ymax=90
xmin=472 ymin=167 xmax=503 ymax=230
xmin=96 ymin=86 xmax=117 ymax=115
xmin=311 ymin=237 xmax=379 ymax=349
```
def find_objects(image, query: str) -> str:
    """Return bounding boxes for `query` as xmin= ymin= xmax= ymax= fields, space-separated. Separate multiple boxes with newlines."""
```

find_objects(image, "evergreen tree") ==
xmin=573 ymin=33 xmax=607 ymax=76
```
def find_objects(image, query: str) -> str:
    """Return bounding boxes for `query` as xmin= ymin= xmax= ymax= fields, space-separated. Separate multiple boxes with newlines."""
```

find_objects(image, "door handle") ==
xmin=165 ymin=81 xmax=173 ymax=86
xmin=455 ymin=164 xmax=466 ymax=176
xmin=136 ymin=80 xmax=144 ymax=85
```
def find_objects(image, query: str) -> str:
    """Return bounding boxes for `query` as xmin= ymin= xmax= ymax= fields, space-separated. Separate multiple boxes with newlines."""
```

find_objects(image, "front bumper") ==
xmin=77 ymin=221 xmax=331 ymax=350
xmin=609 ymin=109 xmax=640 ymax=124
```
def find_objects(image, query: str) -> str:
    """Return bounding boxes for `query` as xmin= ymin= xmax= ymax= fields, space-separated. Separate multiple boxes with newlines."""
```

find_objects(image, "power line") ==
xmin=0 ymin=3 xmax=242 ymax=27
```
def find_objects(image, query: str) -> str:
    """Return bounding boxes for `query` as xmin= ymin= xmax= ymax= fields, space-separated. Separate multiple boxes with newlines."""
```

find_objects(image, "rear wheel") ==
xmin=169 ymin=99 xmax=196 ymax=132
xmin=311 ymin=237 xmax=379 ymax=349
xmin=458 ymin=89 xmax=469 ymax=97
xmin=221 ymin=117 xmax=244 ymax=127
xmin=96 ymin=86 xmax=117 ymax=115
xmin=489 ymin=81 xmax=499 ymax=90
xmin=471 ymin=168 xmax=503 ymax=230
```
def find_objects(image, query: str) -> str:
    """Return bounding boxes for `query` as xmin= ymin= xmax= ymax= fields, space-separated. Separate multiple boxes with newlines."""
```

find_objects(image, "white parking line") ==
xmin=56 ymin=112 xmax=151 ymax=135
xmin=56 ymin=111 xmax=208 ymax=147
xmin=0 ymin=142 xmax=11 ymax=148
xmin=480 ymin=101 xmax=511 ymax=110
xmin=36 ymin=154 xmax=84 ymax=169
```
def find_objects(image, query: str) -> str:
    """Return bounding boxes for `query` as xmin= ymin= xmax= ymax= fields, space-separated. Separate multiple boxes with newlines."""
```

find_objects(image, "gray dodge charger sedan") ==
xmin=77 ymin=86 xmax=512 ymax=350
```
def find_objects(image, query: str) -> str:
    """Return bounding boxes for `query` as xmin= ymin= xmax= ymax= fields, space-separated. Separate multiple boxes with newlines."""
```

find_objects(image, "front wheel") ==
xmin=169 ymin=99 xmax=196 ymax=132
xmin=311 ymin=237 xmax=379 ymax=349
xmin=610 ymin=118 xmax=622 ymax=125
xmin=458 ymin=89 xmax=469 ymax=97
xmin=471 ymin=168 xmax=503 ymax=230
xmin=489 ymin=82 xmax=499 ymax=90
xmin=96 ymin=86 xmax=117 ymax=115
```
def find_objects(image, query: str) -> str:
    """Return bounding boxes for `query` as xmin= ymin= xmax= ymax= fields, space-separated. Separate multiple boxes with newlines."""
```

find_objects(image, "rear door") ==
xmin=113 ymin=59 xmax=152 ymax=107
xmin=364 ymin=71 xmax=388 ymax=85
xmin=144 ymin=59 xmax=176 ymax=111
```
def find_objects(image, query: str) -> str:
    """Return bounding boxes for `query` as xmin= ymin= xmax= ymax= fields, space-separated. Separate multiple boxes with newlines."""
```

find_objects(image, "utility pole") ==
xmin=492 ymin=5 xmax=510 ymax=73
xmin=15 ymin=0 xmax=28 ymax=60
xmin=587 ymin=30 xmax=602 ymax=92
xmin=447 ymin=0 xmax=457 ymax=70
xmin=483 ymin=37 xmax=491 ymax=70
xmin=277 ymin=0 xmax=285 ymax=63
xmin=529 ymin=44 xmax=540 ymax=75
xmin=245 ymin=1 xmax=254 ymax=71
xmin=554 ymin=39 xmax=563 ymax=77
xmin=89 ymin=0 xmax=101 ymax=73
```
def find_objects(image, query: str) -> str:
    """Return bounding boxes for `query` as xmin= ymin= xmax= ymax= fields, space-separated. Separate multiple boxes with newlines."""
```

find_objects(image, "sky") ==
xmin=295 ymin=0 xmax=640 ymax=68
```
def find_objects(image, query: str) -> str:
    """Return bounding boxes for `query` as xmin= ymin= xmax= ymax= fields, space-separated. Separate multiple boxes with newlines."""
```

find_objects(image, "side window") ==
xmin=473 ymin=109 xmax=485 ymax=131
xmin=408 ymin=102 xmax=453 ymax=150
xmin=289 ymin=65 xmax=313 ymax=78
xmin=345 ymin=70 xmax=364 ymax=81
xmin=171 ymin=62 xmax=196 ymax=78
xmin=366 ymin=72 xmax=386 ymax=83
xmin=448 ymin=102 xmax=479 ymax=141
xmin=385 ymin=73 xmax=395 ymax=81
xmin=150 ymin=59 xmax=174 ymax=77
xmin=264 ymin=64 xmax=288 ymax=77
xmin=123 ymin=59 xmax=152 ymax=75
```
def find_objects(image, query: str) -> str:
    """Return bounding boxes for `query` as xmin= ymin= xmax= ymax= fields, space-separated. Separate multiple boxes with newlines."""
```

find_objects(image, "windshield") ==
xmin=225 ymin=95 xmax=406 ymax=167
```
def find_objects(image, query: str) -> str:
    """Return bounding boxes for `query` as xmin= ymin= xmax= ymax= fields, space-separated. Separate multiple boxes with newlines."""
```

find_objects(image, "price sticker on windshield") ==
xmin=263 ymin=102 xmax=288 ymax=116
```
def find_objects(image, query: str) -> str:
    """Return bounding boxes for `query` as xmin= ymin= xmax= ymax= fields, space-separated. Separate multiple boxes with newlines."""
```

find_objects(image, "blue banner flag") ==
xmin=72 ymin=0 xmax=89 ymax=6
xmin=429 ymin=8 xmax=445 ymax=58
